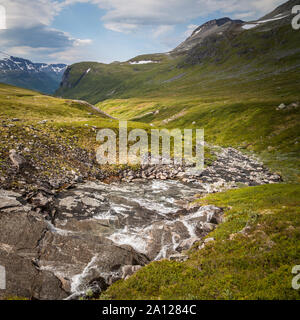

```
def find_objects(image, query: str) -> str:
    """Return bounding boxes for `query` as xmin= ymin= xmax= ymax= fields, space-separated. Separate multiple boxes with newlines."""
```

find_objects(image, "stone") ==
xmin=38 ymin=120 xmax=48 ymax=125
xmin=276 ymin=103 xmax=286 ymax=110
xmin=0 ymin=209 xmax=68 ymax=300
xmin=196 ymin=222 xmax=216 ymax=235
xmin=0 ymin=190 xmax=22 ymax=210
xmin=9 ymin=149 xmax=27 ymax=170
xmin=169 ymin=254 xmax=189 ymax=262
xmin=176 ymin=237 xmax=200 ymax=252
xmin=121 ymin=265 xmax=142 ymax=280
xmin=204 ymin=237 xmax=215 ymax=244
xmin=32 ymin=192 xmax=52 ymax=209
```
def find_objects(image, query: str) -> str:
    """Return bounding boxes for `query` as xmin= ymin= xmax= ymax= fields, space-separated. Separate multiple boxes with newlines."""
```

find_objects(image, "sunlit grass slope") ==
xmin=104 ymin=184 xmax=300 ymax=300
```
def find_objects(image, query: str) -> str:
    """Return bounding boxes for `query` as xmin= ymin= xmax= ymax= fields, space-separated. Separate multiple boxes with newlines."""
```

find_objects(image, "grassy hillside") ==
xmin=55 ymin=20 xmax=300 ymax=182
xmin=56 ymin=22 xmax=300 ymax=103
xmin=0 ymin=83 xmax=148 ymax=191
xmin=104 ymin=183 xmax=300 ymax=300
xmin=1 ymin=0 xmax=299 ymax=301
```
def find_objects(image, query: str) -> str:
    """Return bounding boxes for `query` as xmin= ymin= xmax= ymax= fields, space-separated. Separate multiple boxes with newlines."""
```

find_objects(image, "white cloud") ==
xmin=152 ymin=25 xmax=174 ymax=38
xmin=60 ymin=0 xmax=286 ymax=33
xmin=0 ymin=0 xmax=92 ymax=62
xmin=0 ymin=0 xmax=288 ymax=63
xmin=232 ymin=12 xmax=256 ymax=19
xmin=74 ymin=38 xmax=93 ymax=46
xmin=0 ymin=0 xmax=61 ymax=29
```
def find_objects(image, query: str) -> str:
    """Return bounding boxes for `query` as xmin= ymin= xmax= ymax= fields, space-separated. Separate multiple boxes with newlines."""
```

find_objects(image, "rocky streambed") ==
xmin=0 ymin=147 xmax=281 ymax=300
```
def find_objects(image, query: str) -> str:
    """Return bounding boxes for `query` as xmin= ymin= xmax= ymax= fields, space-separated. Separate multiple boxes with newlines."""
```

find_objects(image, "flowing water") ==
xmin=40 ymin=147 xmax=281 ymax=297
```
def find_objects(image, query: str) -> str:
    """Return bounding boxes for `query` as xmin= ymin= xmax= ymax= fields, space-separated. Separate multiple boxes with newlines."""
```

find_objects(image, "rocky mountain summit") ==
xmin=172 ymin=17 xmax=244 ymax=54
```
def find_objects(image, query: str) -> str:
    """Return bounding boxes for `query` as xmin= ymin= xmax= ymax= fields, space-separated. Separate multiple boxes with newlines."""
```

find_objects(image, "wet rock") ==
xmin=0 ymin=144 xmax=282 ymax=299
xmin=0 ymin=209 xmax=68 ymax=300
xmin=37 ymin=229 xmax=150 ymax=296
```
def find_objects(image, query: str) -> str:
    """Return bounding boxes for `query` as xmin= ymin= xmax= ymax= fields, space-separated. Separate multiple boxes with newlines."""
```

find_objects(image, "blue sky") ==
xmin=0 ymin=0 xmax=287 ymax=64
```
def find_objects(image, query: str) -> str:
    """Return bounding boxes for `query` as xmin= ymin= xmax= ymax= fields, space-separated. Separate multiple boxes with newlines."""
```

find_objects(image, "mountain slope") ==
xmin=172 ymin=17 xmax=244 ymax=54
xmin=55 ymin=0 xmax=300 ymax=182
xmin=0 ymin=54 xmax=67 ymax=94
xmin=55 ymin=0 xmax=299 ymax=103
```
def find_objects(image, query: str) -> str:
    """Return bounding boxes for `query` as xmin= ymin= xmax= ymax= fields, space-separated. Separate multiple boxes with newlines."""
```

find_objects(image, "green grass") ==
xmin=0 ymin=83 xmax=151 ymax=189
xmin=104 ymin=184 xmax=300 ymax=300
xmin=97 ymin=95 xmax=300 ymax=182
xmin=54 ymin=21 xmax=300 ymax=184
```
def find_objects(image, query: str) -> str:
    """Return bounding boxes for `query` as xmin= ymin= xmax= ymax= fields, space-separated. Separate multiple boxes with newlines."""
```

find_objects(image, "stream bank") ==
xmin=0 ymin=147 xmax=281 ymax=299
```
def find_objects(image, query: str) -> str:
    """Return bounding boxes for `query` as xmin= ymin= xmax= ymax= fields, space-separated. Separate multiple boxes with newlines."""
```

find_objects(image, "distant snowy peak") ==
xmin=0 ymin=56 xmax=67 ymax=74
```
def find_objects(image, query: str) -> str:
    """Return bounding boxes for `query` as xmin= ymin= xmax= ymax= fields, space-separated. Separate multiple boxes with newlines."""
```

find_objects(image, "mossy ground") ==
xmin=0 ymin=83 xmax=152 ymax=190
xmin=104 ymin=184 xmax=300 ymax=300
xmin=1 ymin=18 xmax=300 ymax=300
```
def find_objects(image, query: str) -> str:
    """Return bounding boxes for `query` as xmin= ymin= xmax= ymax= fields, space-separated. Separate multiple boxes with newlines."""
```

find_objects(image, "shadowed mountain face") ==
xmin=0 ymin=55 xmax=67 ymax=94
xmin=55 ymin=0 xmax=299 ymax=105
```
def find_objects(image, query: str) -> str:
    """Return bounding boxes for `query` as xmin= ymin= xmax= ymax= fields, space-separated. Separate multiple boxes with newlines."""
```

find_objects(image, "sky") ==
xmin=0 ymin=0 xmax=287 ymax=65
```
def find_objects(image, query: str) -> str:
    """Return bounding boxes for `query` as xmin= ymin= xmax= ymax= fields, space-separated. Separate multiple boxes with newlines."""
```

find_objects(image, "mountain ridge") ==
xmin=0 ymin=53 xmax=67 ymax=94
xmin=55 ymin=0 xmax=299 ymax=105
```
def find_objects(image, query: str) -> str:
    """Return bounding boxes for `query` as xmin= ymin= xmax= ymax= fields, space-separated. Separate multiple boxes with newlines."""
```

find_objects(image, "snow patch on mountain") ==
xmin=129 ymin=60 xmax=158 ymax=65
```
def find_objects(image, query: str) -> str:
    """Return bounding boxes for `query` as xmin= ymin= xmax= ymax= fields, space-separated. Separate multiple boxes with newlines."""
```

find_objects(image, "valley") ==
xmin=0 ymin=0 xmax=299 ymax=301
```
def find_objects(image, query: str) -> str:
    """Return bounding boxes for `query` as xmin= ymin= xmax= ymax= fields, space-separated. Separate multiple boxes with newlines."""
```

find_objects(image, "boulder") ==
xmin=0 ymin=190 xmax=23 ymax=211
xmin=176 ymin=237 xmax=200 ymax=252
xmin=276 ymin=103 xmax=286 ymax=110
xmin=121 ymin=265 xmax=142 ymax=280
xmin=0 ymin=209 xmax=68 ymax=300
xmin=9 ymin=149 xmax=27 ymax=170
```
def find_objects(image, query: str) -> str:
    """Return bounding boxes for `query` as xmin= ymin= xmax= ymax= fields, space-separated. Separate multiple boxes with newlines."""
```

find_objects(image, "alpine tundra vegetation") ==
xmin=0 ymin=0 xmax=299 ymax=300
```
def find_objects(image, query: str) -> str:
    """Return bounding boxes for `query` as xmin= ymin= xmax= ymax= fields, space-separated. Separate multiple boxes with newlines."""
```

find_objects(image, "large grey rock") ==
xmin=0 ymin=190 xmax=23 ymax=210
xmin=38 ymin=228 xmax=150 ymax=295
xmin=0 ymin=209 xmax=68 ymax=300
